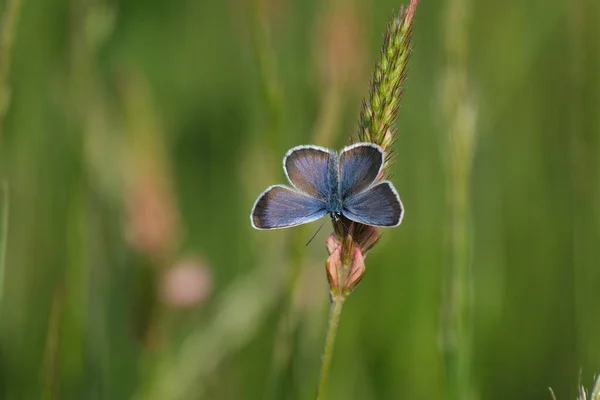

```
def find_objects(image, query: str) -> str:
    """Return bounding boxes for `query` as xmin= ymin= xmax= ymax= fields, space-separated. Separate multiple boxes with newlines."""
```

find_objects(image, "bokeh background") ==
xmin=0 ymin=0 xmax=599 ymax=399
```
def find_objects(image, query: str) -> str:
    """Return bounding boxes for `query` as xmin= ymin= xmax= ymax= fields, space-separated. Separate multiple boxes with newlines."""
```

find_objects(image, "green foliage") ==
xmin=0 ymin=0 xmax=599 ymax=399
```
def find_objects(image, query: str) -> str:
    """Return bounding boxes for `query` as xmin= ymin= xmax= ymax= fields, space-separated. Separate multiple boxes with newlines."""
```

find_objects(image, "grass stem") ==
xmin=316 ymin=294 xmax=345 ymax=400
xmin=439 ymin=0 xmax=476 ymax=396
xmin=0 ymin=182 xmax=7 ymax=310
xmin=0 ymin=0 xmax=25 ymax=127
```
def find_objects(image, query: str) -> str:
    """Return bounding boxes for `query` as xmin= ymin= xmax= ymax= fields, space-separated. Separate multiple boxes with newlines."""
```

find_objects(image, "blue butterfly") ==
xmin=250 ymin=142 xmax=404 ymax=229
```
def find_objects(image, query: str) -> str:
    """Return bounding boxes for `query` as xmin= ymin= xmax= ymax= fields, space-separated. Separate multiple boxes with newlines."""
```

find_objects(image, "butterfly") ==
xmin=250 ymin=142 xmax=404 ymax=230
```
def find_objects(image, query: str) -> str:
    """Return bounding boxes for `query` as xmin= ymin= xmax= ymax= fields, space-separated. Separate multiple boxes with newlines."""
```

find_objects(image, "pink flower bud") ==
xmin=344 ymin=247 xmax=366 ymax=293
xmin=326 ymin=233 xmax=341 ymax=255
xmin=326 ymin=244 xmax=342 ymax=293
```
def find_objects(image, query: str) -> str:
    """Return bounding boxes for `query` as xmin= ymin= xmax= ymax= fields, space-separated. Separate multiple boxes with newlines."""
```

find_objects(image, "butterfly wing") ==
xmin=339 ymin=143 xmax=384 ymax=198
xmin=342 ymin=181 xmax=403 ymax=227
xmin=251 ymin=185 xmax=328 ymax=229
xmin=283 ymin=145 xmax=333 ymax=200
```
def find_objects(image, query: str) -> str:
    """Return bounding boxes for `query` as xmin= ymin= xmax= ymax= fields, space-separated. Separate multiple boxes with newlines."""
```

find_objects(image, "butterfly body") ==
xmin=324 ymin=153 xmax=342 ymax=214
xmin=251 ymin=143 xmax=404 ymax=230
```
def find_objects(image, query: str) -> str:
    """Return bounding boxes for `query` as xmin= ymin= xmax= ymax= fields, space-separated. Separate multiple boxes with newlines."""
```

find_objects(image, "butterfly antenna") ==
xmin=305 ymin=219 xmax=327 ymax=247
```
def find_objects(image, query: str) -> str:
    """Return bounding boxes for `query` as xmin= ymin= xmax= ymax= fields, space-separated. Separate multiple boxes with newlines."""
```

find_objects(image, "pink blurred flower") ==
xmin=124 ymin=173 xmax=180 ymax=261
xmin=161 ymin=257 xmax=213 ymax=308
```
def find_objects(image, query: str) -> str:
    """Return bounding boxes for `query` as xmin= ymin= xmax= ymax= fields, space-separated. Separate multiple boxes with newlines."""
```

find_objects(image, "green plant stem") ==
xmin=0 ymin=182 xmax=8 ymax=310
xmin=0 ymin=0 xmax=25 ymax=127
xmin=591 ymin=374 xmax=600 ymax=400
xmin=251 ymin=0 xmax=283 ymax=153
xmin=440 ymin=0 xmax=475 ymax=392
xmin=317 ymin=294 xmax=345 ymax=400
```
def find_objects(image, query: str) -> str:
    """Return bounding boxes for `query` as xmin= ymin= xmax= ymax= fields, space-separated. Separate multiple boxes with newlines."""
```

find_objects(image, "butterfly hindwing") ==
xmin=342 ymin=181 xmax=403 ymax=227
xmin=251 ymin=185 xmax=328 ymax=229
xmin=339 ymin=143 xmax=384 ymax=198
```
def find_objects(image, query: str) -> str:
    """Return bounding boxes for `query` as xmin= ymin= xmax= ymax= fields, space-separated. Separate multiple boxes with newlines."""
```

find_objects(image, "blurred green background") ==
xmin=0 ymin=0 xmax=599 ymax=399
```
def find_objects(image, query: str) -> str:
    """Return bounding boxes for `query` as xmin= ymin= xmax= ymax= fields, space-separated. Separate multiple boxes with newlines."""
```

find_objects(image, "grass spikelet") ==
xmin=357 ymin=0 xmax=419 ymax=171
xmin=317 ymin=2 xmax=420 ymax=399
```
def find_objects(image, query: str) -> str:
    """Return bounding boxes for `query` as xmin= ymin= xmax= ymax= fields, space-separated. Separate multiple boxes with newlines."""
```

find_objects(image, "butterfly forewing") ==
xmin=251 ymin=185 xmax=328 ymax=229
xmin=339 ymin=143 xmax=384 ymax=198
xmin=342 ymin=181 xmax=403 ymax=227
xmin=284 ymin=145 xmax=333 ymax=200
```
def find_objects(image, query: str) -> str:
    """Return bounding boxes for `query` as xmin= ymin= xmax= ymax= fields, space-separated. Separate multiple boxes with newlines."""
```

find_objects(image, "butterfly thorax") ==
xmin=325 ymin=151 xmax=343 ymax=214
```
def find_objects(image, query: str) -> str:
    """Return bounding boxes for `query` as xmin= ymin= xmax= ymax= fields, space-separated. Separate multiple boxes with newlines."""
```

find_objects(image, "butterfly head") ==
xmin=330 ymin=212 xmax=342 ymax=223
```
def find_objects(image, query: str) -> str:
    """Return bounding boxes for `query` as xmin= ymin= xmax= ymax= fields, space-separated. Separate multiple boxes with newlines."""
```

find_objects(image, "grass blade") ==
xmin=0 ymin=181 xmax=9 ymax=310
